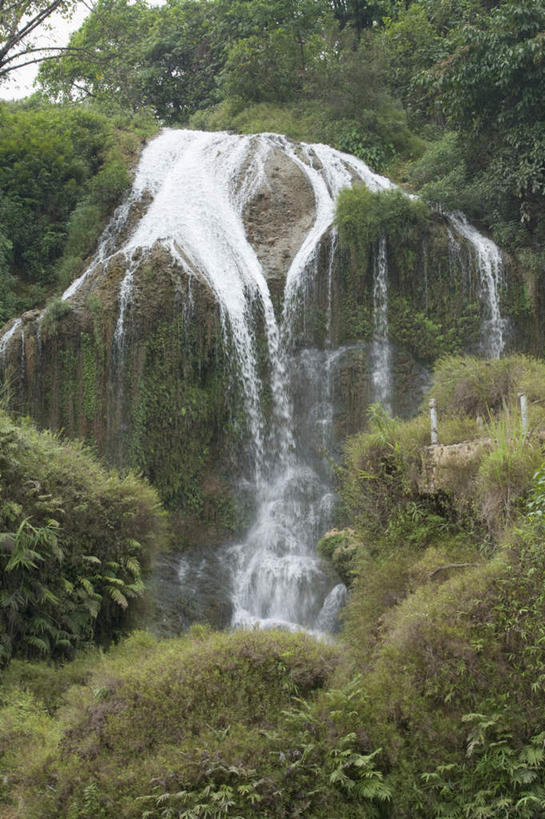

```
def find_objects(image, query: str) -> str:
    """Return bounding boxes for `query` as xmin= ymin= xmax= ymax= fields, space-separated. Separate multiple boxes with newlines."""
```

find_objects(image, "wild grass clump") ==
xmin=0 ymin=410 xmax=164 ymax=664
xmin=430 ymin=355 xmax=545 ymax=419
xmin=0 ymin=628 xmax=392 ymax=818
xmin=341 ymin=406 xmax=429 ymax=535
xmin=477 ymin=415 xmax=544 ymax=532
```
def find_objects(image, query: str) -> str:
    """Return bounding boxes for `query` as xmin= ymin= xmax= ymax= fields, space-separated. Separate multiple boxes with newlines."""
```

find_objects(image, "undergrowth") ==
xmin=0 ymin=409 xmax=164 ymax=664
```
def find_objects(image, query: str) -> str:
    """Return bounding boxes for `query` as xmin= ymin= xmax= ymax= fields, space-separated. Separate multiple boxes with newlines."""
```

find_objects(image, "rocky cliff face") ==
xmin=0 ymin=130 xmax=532 ymax=542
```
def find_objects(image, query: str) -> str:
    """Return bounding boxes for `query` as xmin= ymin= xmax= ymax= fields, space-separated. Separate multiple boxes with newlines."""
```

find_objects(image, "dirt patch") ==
xmin=243 ymin=147 xmax=315 ymax=284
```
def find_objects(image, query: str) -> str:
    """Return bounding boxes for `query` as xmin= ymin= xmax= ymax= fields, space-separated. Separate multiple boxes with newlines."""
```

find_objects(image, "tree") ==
xmin=429 ymin=0 xmax=545 ymax=237
xmin=330 ymin=0 xmax=392 ymax=35
xmin=39 ymin=0 xmax=223 ymax=121
xmin=0 ymin=0 xmax=83 ymax=81
xmin=217 ymin=0 xmax=332 ymax=103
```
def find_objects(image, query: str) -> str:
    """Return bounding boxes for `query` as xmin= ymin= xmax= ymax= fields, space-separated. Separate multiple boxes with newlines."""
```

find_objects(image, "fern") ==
xmin=108 ymin=587 xmax=129 ymax=609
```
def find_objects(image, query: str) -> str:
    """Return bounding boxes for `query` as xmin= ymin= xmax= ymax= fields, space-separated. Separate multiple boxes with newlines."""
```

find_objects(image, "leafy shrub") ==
xmin=41 ymin=296 xmax=72 ymax=330
xmin=0 ymin=410 xmax=164 ymax=663
xmin=336 ymin=186 xmax=430 ymax=256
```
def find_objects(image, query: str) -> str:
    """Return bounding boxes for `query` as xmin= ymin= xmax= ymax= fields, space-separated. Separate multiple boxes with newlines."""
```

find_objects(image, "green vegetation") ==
xmin=336 ymin=186 xmax=430 ymax=253
xmin=0 ymin=102 xmax=155 ymax=323
xmin=4 ymin=355 xmax=545 ymax=816
xmin=128 ymin=313 xmax=229 ymax=514
xmin=0 ymin=0 xmax=543 ymax=331
xmin=333 ymin=192 xmax=499 ymax=361
xmin=35 ymin=0 xmax=545 ymax=248
xmin=0 ymin=628 xmax=392 ymax=818
xmin=1 ymin=0 xmax=543 ymax=337
xmin=0 ymin=408 xmax=164 ymax=664
xmin=333 ymin=354 xmax=545 ymax=814
xmin=4 ymin=0 xmax=545 ymax=814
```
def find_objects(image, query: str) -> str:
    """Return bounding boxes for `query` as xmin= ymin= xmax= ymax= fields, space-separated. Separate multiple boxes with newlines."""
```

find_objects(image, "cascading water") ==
xmin=98 ymin=129 xmax=391 ymax=633
xmin=370 ymin=236 xmax=392 ymax=411
xmin=448 ymin=213 xmax=506 ymax=358
xmin=0 ymin=128 xmax=511 ymax=633
xmin=0 ymin=318 xmax=22 ymax=362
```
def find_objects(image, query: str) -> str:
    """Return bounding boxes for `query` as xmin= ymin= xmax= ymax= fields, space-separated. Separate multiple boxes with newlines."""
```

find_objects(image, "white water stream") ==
xmin=107 ymin=129 xmax=394 ymax=632
xmin=448 ymin=213 xmax=506 ymax=358
xmin=0 ymin=129 xmax=509 ymax=632
xmin=371 ymin=236 xmax=392 ymax=411
xmin=0 ymin=318 xmax=22 ymax=361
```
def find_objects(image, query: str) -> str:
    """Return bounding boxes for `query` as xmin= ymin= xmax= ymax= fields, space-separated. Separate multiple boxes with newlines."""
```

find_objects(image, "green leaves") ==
xmin=336 ymin=185 xmax=430 ymax=256
xmin=423 ymin=714 xmax=545 ymax=817
xmin=0 ymin=409 xmax=163 ymax=664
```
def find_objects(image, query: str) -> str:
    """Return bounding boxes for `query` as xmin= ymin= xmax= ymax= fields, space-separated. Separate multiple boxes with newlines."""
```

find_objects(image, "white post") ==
xmin=519 ymin=392 xmax=528 ymax=437
xmin=429 ymin=398 xmax=438 ymax=445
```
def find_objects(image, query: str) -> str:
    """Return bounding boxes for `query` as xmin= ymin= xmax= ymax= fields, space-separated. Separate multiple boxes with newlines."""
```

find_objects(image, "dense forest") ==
xmin=3 ymin=0 xmax=545 ymax=816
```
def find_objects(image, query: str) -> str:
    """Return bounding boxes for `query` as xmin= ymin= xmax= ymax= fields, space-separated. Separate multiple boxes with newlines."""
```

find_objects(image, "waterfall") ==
xmin=224 ymin=138 xmax=393 ymax=631
xmin=63 ymin=129 xmax=392 ymax=633
xmin=325 ymin=232 xmax=337 ymax=346
xmin=448 ymin=213 xmax=506 ymax=358
xmin=19 ymin=328 xmax=25 ymax=403
xmin=370 ymin=236 xmax=392 ymax=411
xmin=0 ymin=318 xmax=21 ymax=361
xmin=0 ymin=128 xmax=512 ymax=633
xmin=94 ymin=129 xmax=390 ymax=633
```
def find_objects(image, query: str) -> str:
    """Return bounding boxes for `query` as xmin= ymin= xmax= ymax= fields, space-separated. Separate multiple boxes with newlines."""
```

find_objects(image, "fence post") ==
xmin=429 ymin=398 xmax=438 ymax=445
xmin=518 ymin=392 xmax=528 ymax=437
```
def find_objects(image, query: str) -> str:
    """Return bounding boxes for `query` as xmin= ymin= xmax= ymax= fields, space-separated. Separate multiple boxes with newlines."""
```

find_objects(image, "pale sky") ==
xmin=0 ymin=2 xmax=92 ymax=100
xmin=0 ymin=0 xmax=165 ymax=101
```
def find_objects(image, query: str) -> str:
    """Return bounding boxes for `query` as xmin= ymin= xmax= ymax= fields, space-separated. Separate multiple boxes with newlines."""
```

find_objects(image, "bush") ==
xmin=0 ymin=629 xmax=392 ymax=819
xmin=336 ymin=186 xmax=430 ymax=256
xmin=0 ymin=410 xmax=164 ymax=663
xmin=41 ymin=296 xmax=72 ymax=330
xmin=0 ymin=101 xmax=155 ymax=323
xmin=430 ymin=355 xmax=545 ymax=419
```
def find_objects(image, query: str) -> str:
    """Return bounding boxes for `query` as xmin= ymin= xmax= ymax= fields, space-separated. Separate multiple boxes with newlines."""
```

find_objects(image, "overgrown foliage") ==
xmin=0 ymin=409 xmax=164 ymax=663
xmin=0 ymin=101 xmax=155 ymax=324
xmin=332 ymin=354 xmax=545 ymax=814
xmin=336 ymin=186 xmax=430 ymax=254
xmin=0 ymin=628 xmax=392 ymax=818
